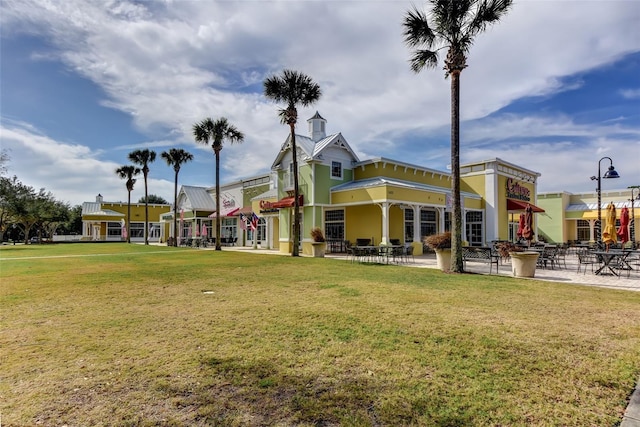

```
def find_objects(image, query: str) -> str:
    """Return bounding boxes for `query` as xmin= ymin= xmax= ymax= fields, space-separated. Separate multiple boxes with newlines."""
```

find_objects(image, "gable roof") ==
xmin=271 ymin=132 xmax=359 ymax=169
xmin=81 ymin=202 xmax=125 ymax=217
xmin=179 ymin=185 xmax=216 ymax=211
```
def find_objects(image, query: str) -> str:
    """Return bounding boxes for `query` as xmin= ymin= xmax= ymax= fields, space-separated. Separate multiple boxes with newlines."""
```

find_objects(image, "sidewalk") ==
xmin=224 ymin=246 xmax=640 ymax=292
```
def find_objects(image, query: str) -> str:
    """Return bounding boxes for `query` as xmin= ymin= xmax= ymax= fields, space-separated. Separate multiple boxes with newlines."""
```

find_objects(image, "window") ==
xmin=465 ymin=211 xmax=484 ymax=246
xmin=288 ymin=163 xmax=294 ymax=187
xmin=577 ymin=220 xmax=590 ymax=241
xmin=221 ymin=218 xmax=237 ymax=239
xmin=107 ymin=222 xmax=122 ymax=238
xmin=130 ymin=223 xmax=145 ymax=238
xmin=404 ymin=209 xmax=414 ymax=242
xmin=324 ymin=210 xmax=344 ymax=240
xmin=331 ymin=161 xmax=342 ymax=179
xmin=420 ymin=209 xmax=437 ymax=238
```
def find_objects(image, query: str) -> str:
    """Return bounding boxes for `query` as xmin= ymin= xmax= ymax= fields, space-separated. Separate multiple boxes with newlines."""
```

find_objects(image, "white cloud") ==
xmin=1 ymin=0 xmax=639 ymax=204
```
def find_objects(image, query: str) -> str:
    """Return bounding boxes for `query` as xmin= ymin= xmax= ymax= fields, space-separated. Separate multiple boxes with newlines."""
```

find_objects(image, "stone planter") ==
xmin=435 ymin=248 xmax=452 ymax=272
xmin=510 ymin=251 xmax=539 ymax=278
xmin=311 ymin=242 xmax=326 ymax=258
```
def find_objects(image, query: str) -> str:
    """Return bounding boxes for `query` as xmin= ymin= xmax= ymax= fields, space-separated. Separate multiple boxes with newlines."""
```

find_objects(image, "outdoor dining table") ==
xmin=353 ymin=245 xmax=403 ymax=264
xmin=592 ymin=250 xmax=631 ymax=276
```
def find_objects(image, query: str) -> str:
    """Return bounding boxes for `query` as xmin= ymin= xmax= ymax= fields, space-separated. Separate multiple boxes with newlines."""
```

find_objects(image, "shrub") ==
xmin=423 ymin=232 xmax=451 ymax=250
xmin=310 ymin=227 xmax=325 ymax=242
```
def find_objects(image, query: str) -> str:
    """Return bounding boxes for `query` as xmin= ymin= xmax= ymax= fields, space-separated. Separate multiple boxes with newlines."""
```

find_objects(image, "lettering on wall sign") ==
xmin=506 ymin=178 xmax=531 ymax=201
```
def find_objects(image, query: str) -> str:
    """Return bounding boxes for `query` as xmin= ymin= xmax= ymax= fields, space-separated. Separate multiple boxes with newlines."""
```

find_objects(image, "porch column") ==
xmin=377 ymin=202 xmax=390 ymax=245
xmin=588 ymin=219 xmax=596 ymax=242
xmin=438 ymin=207 xmax=445 ymax=233
xmin=413 ymin=205 xmax=420 ymax=243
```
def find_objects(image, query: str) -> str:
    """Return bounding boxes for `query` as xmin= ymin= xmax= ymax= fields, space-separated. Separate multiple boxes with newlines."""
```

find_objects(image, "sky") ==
xmin=1 ymin=0 xmax=639 ymax=207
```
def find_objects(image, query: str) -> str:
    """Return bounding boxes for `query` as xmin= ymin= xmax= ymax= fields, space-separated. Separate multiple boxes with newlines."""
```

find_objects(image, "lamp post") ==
xmin=629 ymin=185 xmax=640 ymax=248
xmin=590 ymin=157 xmax=619 ymax=248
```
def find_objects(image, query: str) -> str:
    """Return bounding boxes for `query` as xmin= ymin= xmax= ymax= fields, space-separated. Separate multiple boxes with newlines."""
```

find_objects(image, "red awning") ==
xmin=272 ymin=195 xmax=303 ymax=209
xmin=229 ymin=206 xmax=253 ymax=216
xmin=507 ymin=199 xmax=545 ymax=213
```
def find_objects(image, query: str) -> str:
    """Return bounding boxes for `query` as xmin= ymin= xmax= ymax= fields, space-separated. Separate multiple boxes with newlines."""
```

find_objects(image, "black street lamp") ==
xmin=629 ymin=185 xmax=640 ymax=248
xmin=590 ymin=157 xmax=619 ymax=248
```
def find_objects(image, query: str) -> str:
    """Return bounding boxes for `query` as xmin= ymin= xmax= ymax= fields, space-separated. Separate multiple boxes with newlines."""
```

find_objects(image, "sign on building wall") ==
xmin=505 ymin=178 xmax=531 ymax=202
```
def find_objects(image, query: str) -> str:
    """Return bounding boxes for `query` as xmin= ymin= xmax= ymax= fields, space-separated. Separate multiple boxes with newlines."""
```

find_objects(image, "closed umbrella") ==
xmin=201 ymin=223 xmax=207 ymax=239
xmin=602 ymin=202 xmax=617 ymax=247
xmin=617 ymin=206 xmax=629 ymax=244
xmin=517 ymin=214 xmax=525 ymax=239
xmin=522 ymin=204 xmax=534 ymax=245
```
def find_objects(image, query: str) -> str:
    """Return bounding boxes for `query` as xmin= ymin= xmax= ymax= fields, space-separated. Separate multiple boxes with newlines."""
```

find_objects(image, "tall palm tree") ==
xmin=128 ymin=149 xmax=156 ymax=245
xmin=193 ymin=117 xmax=244 ymax=251
xmin=115 ymin=165 xmax=141 ymax=243
xmin=263 ymin=69 xmax=322 ymax=257
xmin=161 ymin=148 xmax=194 ymax=247
xmin=403 ymin=0 xmax=512 ymax=272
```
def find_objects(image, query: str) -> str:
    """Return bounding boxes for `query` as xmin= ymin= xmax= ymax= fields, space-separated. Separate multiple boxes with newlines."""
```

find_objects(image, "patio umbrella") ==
xmin=617 ymin=206 xmax=629 ymax=244
xmin=187 ymin=223 xmax=192 ymax=238
xmin=517 ymin=214 xmax=525 ymax=239
xmin=194 ymin=221 xmax=200 ymax=237
xmin=201 ymin=223 xmax=207 ymax=238
xmin=602 ymin=202 xmax=617 ymax=246
xmin=522 ymin=204 xmax=534 ymax=244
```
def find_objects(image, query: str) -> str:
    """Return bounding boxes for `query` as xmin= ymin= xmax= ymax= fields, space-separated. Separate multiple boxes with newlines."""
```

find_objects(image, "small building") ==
xmin=81 ymin=194 xmax=170 ymax=242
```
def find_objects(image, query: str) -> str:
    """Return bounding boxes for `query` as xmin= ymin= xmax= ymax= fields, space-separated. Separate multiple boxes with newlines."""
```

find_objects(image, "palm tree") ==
xmin=161 ymin=148 xmax=194 ymax=247
xmin=263 ymin=69 xmax=322 ymax=257
xmin=115 ymin=165 xmax=141 ymax=243
xmin=128 ymin=149 xmax=156 ymax=245
xmin=193 ymin=117 xmax=244 ymax=251
xmin=403 ymin=0 xmax=512 ymax=272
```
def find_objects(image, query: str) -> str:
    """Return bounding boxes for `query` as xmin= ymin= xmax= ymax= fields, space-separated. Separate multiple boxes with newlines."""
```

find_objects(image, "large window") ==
xmin=404 ymin=209 xmax=414 ymax=242
xmin=577 ymin=220 xmax=590 ymax=241
xmin=465 ymin=211 xmax=484 ymax=246
xmin=420 ymin=209 xmax=437 ymax=238
xmin=107 ymin=222 xmax=122 ymax=238
xmin=324 ymin=209 xmax=344 ymax=240
xmin=221 ymin=218 xmax=237 ymax=239
xmin=130 ymin=222 xmax=145 ymax=238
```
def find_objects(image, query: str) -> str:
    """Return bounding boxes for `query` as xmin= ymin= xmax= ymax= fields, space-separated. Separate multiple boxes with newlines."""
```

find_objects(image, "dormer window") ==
xmin=331 ymin=161 xmax=342 ymax=179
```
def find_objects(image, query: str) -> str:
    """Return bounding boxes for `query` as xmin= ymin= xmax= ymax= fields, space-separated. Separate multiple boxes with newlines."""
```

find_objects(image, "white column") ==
xmin=378 ymin=202 xmax=390 ymax=245
xmin=438 ymin=207 xmax=445 ymax=232
xmin=413 ymin=205 xmax=420 ymax=243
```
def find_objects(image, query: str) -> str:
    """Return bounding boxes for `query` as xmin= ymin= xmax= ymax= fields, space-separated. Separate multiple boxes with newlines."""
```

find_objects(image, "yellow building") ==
xmin=81 ymin=194 xmax=170 ymax=242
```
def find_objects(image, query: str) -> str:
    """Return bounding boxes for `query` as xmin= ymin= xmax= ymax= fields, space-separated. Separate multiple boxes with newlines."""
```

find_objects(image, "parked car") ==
xmin=29 ymin=237 xmax=40 ymax=244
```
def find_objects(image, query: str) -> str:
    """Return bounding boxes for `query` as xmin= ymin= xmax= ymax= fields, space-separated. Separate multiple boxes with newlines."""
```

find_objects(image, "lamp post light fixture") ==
xmin=629 ymin=185 xmax=640 ymax=248
xmin=590 ymin=157 xmax=619 ymax=247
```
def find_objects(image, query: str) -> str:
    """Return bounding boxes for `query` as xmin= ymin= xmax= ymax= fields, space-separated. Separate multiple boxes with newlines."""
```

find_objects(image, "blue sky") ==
xmin=1 ymin=0 xmax=639 ymax=206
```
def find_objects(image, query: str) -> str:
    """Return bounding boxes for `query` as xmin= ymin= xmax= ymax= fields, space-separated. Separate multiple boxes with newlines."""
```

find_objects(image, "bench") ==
xmin=462 ymin=246 xmax=500 ymax=274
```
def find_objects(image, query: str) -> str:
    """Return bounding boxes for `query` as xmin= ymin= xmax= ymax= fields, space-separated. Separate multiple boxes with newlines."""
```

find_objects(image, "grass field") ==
xmin=1 ymin=243 xmax=639 ymax=426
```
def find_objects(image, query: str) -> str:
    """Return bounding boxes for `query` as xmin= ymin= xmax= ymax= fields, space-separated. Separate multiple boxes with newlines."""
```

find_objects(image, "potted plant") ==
xmin=496 ymin=242 xmax=539 ymax=278
xmin=310 ymin=227 xmax=326 ymax=258
xmin=423 ymin=232 xmax=451 ymax=272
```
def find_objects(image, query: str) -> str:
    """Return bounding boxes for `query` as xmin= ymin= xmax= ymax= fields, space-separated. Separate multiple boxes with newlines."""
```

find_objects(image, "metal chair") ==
xmin=577 ymin=250 xmax=600 ymax=274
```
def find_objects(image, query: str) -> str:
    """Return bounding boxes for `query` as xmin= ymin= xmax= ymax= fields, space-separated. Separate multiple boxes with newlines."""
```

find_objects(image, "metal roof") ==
xmin=566 ymin=201 xmax=634 ymax=211
xmin=180 ymin=185 xmax=216 ymax=210
xmin=81 ymin=202 xmax=125 ymax=217
xmin=330 ymin=176 xmax=480 ymax=199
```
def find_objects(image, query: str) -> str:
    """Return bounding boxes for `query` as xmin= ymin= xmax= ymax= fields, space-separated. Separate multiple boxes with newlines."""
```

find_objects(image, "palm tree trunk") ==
xmin=290 ymin=124 xmax=300 ymax=257
xmin=127 ymin=191 xmax=131 ymax=244
xmin=144 ymin=171 xmax=149 ymax=245
xmin=215 ymin=151 xmax=222 ymax=251
xmin=173 ymin=171 xmax=178 ymax=247
xmin=450 ymin=69 xmax=464 ymax=273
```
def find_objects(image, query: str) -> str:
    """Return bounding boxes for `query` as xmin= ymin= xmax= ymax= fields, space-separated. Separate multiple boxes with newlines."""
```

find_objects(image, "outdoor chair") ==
xmin=553 ymin=246 xmax=568 ymax=269
xmin=404 ymin=244 xmax=415 ymax=263
xmin=577 ymin=250 xmax=600 ymax=274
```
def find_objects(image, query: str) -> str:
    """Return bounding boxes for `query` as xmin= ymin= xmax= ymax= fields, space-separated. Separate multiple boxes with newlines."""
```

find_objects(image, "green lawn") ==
xmin=1 ymin=243 xmax=639 ymax=426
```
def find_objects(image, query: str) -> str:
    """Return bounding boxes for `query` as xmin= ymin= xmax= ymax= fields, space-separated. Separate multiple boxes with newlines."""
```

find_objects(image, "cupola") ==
xmin=307 ymin=111 xmax=326 ymax=141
